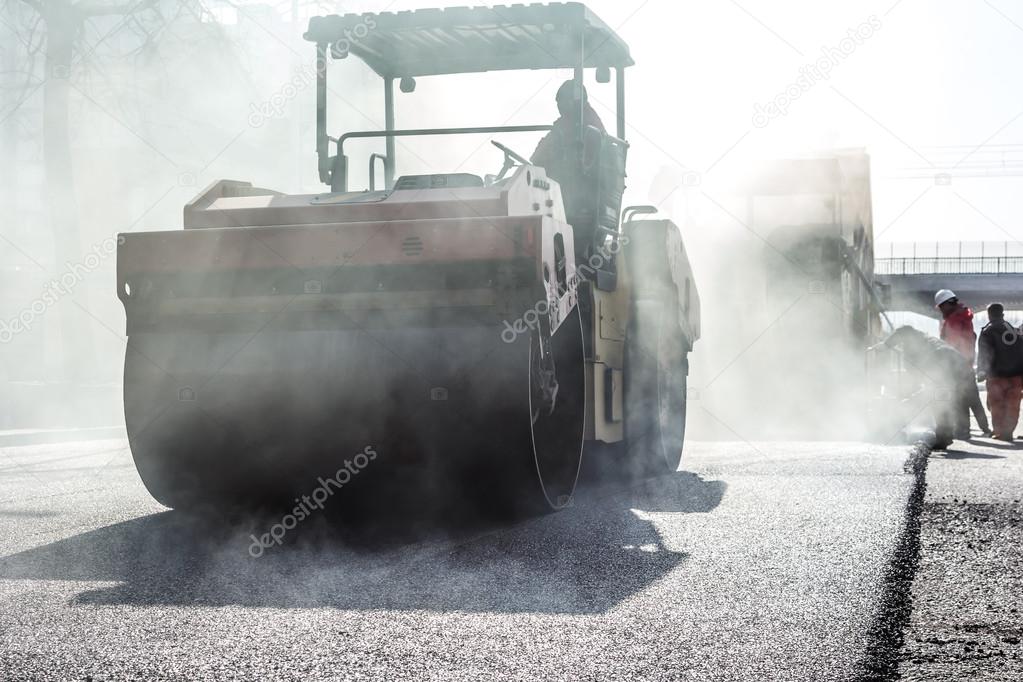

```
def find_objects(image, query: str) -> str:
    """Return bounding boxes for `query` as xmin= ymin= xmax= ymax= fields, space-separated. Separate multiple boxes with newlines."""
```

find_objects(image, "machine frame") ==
xmin=116 ymin=3 xmax=700 ymax=512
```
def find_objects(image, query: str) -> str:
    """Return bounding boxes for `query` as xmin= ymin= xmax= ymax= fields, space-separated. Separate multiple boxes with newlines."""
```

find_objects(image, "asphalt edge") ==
xmin=852 ymin=439 xmax=932 ymax=681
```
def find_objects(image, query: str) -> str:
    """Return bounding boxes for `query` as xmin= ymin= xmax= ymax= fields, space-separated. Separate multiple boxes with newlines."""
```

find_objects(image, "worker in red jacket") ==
xmin=935 ymin=289 xmax=977 ymax=363
xmin=935 ymin=289 xmax=990 ymax=438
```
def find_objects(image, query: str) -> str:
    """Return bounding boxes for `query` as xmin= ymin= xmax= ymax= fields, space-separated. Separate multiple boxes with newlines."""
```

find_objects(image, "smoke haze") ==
xmin=4 ymin=0 xmax=1001 ymax=449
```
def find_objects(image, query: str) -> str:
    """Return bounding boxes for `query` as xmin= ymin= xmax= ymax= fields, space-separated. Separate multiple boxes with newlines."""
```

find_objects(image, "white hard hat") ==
xmin=934 ymin=289 xmax=957 ymax=307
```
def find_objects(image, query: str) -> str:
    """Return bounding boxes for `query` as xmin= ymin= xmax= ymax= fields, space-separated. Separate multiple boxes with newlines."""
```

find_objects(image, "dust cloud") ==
xmin=0 ymin=3 xmax=920 ymax=626
xmin=659 ymin=153 xmax=886 ymax=443
xmin=1 ymin=1 xmax=889 ymax=454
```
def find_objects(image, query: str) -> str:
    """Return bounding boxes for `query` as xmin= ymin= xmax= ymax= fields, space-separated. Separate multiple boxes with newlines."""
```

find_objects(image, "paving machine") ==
xmin=117 ymin=3 xmax=701 ymax=512
xmin=726 ymin=150 xmax=883 ymax=439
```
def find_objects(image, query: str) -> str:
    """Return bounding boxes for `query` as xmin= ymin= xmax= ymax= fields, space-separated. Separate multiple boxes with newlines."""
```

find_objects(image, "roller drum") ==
xmin=124 ymin=309 xmax=586 ymax=513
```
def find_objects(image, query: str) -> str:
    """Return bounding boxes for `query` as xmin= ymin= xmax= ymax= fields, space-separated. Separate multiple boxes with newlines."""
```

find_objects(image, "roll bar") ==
xmin=326 ymin=125 xmax=554 ymax=193
xmin=314 ymin=37 xmax=628 ymax=190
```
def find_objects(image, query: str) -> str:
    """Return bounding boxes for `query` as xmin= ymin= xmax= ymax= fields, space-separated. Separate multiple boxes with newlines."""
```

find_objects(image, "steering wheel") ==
xmin=491 ymin=140 xmax=531 ymax=181
xmin=492 ymin=140 xmax=530 ymax=166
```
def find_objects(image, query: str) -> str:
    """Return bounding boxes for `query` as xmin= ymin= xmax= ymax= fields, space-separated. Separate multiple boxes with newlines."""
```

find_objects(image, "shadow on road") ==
xmin=0 ymin=471 xmax=725 ymax=614
xmin=937 ymin=449 xmax=1007 ymax=460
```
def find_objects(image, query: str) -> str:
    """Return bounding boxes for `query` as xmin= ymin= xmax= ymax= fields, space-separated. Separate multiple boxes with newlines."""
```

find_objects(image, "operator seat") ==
xmin=560 ymin=126 xmax=628 ymax=260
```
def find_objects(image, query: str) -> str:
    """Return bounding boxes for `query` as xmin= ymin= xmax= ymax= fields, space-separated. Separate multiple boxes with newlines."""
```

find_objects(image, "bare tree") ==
xmin=6 ymin=1 xmax=158 ymax=379
xmin=3 ymin=0 xmax=291 ymax=385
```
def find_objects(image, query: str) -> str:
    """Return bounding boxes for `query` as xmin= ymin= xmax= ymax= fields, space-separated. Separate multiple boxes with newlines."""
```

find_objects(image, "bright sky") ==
xmin=334 ymin=0 xmax=1023 ymax=247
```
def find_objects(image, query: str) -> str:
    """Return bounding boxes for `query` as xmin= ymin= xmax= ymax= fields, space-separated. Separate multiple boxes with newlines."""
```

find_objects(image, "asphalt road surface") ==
xmin=898 ymin=437 xmax=1023 ymax=681
xmin=0 ymin=438 xmax=921 ymax=681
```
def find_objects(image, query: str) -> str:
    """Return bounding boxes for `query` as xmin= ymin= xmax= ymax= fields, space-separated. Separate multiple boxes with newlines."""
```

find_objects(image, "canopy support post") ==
xmin=616 ymin=66 xmax=626 ymax=140
xmin=384 ymin=76 xmax=395 ymax=189
xmin=316 ymin=42 xmax=330 ymax=185
xmin=575 ymin=29 xmax=585 ymax=150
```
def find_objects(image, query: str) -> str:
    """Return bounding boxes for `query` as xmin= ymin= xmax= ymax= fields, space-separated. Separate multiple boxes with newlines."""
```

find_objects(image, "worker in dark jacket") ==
xmin=532 ymin=80 xmax=607 ymax=255
xmin=977 ymin=303 xmax=1023 ymax=440
xmin=531 ymin=79 xmax=607 ymax=172
xmin=883 ymin=326 xmax=990 ymax=449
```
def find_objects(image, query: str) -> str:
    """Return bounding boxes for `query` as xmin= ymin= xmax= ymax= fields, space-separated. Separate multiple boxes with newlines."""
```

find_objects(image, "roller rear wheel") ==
xmin=459 ymin=307 xmax=586 ymax=515
xmin=625 ymin=297 xmax=689 ymax=476
xmin=526 ymin=308 xmax=586 ymax=509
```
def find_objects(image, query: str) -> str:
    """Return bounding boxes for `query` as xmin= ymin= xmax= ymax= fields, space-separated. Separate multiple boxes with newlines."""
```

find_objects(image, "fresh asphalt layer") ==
xmin=0 ymin=439 xmax=919 ymax=681
xmin=898 ymin=437 xmax=1023 ymax=681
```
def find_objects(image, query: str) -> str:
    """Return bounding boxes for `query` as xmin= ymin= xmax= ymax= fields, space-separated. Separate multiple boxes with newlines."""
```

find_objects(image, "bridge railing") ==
xmin=874 ymin=256 xmax=1023 ymax=276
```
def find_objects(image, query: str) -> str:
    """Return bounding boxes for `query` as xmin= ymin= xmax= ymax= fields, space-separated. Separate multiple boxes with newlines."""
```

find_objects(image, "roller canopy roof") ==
xmin=303 ymin=3 xmax=634 ymax=78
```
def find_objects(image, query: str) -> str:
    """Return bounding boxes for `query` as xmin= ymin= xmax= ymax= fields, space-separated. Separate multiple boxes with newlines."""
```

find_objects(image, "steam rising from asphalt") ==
xmin=670 ymin=162 xmax=878 ymax=443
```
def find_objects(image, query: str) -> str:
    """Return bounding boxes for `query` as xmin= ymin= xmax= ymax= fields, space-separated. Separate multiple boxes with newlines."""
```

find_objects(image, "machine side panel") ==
xmin=623 ymin=218 xmax=701 ymax=350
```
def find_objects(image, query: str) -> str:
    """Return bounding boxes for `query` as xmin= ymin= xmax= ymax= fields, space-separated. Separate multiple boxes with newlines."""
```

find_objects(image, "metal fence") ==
xmin=879 ymin=241 xmax=1023 ymax=259
xmin=874 ymin=256 xmax=1023 ymax=276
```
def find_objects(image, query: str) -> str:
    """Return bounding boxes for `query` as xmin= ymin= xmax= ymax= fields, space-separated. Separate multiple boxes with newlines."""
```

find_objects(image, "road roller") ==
xmin=116 ymin=3 xmax=701 ymax=512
